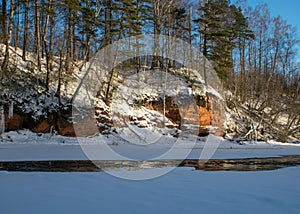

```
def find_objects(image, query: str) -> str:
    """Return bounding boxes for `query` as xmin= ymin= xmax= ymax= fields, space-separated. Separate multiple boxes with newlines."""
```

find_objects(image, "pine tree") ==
xmin=196 ymin=0 xmax=231 ymax=80
xmin=103 ymin=0 xmax=149 ymax=103
xmin=194 ymin=0 xmax=253 ymax=85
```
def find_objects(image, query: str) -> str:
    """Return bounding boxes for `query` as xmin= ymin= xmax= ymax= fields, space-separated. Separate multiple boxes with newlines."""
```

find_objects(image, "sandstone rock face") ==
xmin=208 ymin=93 xmax=226 ymax=137
xmin=145 ymin=94 xmax=226 ymax=137
xmin=3 ymin=109 xmax=99 ymax=137
xmin=198 ymin=106 xmax=212 ymax=126
xmin=56 ymin=111 xmax=99 ymax=137
xmin=5 ymin=112 xmax=52 ymax=134
xmin=73 ymin=118 xmax=99 ymax=137
xmin=55 ymin=115 xmax=76 ymax=137
xmin=5 ymin=113 xmax=25 ymax=131
xmin=147 ymin=98 xmax=181 ymax=126
xmin=30 ymin=120 xmax=52 ymax=133
xmin=2 ymin=93 xmax=226 ymax=137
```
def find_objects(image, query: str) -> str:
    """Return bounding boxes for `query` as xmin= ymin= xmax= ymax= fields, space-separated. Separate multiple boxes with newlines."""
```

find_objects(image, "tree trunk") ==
xmin=136 ymin=36 xmax=141 ymax=73
xmin=188 ymin=6 xmax=193 ymax=69
xmin=41 ymin=0 xmax=45 ymax=59
xmin=1 ymin=0 xmax=7 ymax=44
xmin=151 ymin=0 xmax=160 ymax=69
xmin=72 ymin=23 xmax=77 ymax=61
xmin=44 ymin=0 xmax=53 ymax=91
xmin=0 ymin=105 xmax=4 ymax=135
xmin=35 ymin=0 xmax=41 ymax=72
xmin=202 ymin=24 xmax=208 ymax=85
xmin=65 ymin=8 xmax=72 ymax=74
xmin=14 ymin=2 xmax=20 ymax=51
xmin=1 ymin=0 xmax=15 ymax=78
xmin=56 ymin=51 xmax=64 ymax=105
xmin=22 ymin=0 xmax=29 ymax=61
xmin=85 ymin=32 xmax=90 ymax=62
xmin=105 ymin=31 xmax=122 ymax=105
xmin=49 ymin=11 xmax=54 ymax=71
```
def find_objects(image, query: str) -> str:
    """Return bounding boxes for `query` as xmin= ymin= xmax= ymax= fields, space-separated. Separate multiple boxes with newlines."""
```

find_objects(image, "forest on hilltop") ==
xmin=0 ymin=0 xmax=299 ymax=142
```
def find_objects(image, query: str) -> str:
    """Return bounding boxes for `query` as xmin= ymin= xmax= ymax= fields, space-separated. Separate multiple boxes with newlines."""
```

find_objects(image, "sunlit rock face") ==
xmin=144 ymin=93 xmax=226 ymax=137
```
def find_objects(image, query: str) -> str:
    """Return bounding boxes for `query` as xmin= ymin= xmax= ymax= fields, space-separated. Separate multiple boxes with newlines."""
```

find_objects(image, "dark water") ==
xmin=1 ymin=155 xmax=300 ymax=172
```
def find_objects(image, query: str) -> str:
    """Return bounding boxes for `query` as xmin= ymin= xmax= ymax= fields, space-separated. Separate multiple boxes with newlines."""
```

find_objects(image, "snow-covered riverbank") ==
xmin=1 ymin=130 xmax=300 ymax=161
xmin=1 ymin=167 xmax=300 ymax=214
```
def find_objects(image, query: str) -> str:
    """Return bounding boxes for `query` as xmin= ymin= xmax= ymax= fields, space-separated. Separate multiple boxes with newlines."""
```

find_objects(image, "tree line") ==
xmin=0 ymin=0 xmax=299 ymax=129
xmin=1 ymin=0 xmax=298 ymax=85
xmin=0 ymin=0 xmax=299 ymax=141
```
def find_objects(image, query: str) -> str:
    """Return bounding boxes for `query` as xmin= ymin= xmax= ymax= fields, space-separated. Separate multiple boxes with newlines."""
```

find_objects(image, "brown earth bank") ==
xmin=1 ymin=155 xmax=300 ymax=172
xmin=4 ymin=108 xmax=101 ymax=137
xmin=3 ymin=93 xmax=226 ymax=137
xmin=146 ymin=93 xmax=226 ymax=137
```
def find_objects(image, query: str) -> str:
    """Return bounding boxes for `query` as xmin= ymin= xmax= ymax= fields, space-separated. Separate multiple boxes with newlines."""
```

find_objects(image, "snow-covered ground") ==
xmin=1 ymin=131 xmax=300 ymax=213
xmin=1 ymin=130 xmax=300 ymax=161
xmin=1 ymin=167 xmax=300 ymax=214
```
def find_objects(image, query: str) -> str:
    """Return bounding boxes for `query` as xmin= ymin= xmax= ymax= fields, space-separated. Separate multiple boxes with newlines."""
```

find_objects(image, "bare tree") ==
xmin=43 ymin=0 xmax=53 ymax=91
xmin=14 ymin=1 xmax=20 ymax=51
xmin=22 ymin=0 xmax=29 ymax=61
xmin=151 ymin=0 xmax=176 ymax=69
xmin=35 ymin=0 xmax=41 ymax=72
xmin=1 ymin=0 xmax=7 ymax=44
xmin=1 ymin=0 xmax=15 ymax=79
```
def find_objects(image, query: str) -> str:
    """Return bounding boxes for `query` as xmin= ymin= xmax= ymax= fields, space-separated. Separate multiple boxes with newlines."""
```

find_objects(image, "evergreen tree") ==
xmin=195 ymin=0 xmax=232 ymax=81
xmin=195 ymin=0 xmax=253 ymax=85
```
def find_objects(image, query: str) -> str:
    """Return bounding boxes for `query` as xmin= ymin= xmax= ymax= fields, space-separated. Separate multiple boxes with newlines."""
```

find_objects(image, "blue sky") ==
xmin=247 ymin=0 xmax=300 ymax=32
xmin=247 ymin=0 xmax=300 ymax=60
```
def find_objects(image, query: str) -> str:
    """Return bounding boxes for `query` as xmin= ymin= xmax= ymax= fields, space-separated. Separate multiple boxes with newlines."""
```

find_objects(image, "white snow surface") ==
xmin=1 ymin=130 xmax=300 ymax=161
xmin=0 ymin=167 xmax=300 ymax=214
xmin=1 ymin=129 xmax=300 ymax=214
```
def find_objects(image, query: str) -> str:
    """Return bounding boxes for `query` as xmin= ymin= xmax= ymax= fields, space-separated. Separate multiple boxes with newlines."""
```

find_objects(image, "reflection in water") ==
xmin=1 ymin=155 xmax=300 ymax=172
